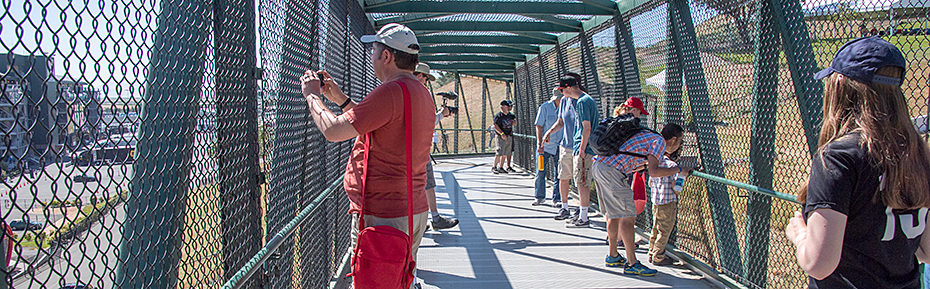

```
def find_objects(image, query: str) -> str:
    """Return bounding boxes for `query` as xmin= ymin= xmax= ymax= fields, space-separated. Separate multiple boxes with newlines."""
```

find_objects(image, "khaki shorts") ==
xmin=573 ymin=153 xmax=595 ymax=188
xmin=557 ymin=146 xmax=574 ymax=180
xmin=496 ymin=135 xmax=513 ymax=156
xmin=592 ymin=161 xmax=638 ymax=219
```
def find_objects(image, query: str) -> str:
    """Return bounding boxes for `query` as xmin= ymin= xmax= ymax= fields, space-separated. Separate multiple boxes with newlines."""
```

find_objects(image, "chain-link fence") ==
xmin=511 ymin=0 xmax=930 ymax=288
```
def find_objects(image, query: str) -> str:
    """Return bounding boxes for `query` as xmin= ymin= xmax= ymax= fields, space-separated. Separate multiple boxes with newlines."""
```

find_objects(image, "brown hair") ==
xmin=374 ymin=42 xmax=418 ymax=71
xmin=798 ymin=67 xmax=930 ymax=210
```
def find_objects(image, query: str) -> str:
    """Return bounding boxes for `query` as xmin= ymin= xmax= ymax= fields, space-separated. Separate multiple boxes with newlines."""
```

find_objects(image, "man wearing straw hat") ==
xmin=413 ymin=62 xmax=459 ymax=231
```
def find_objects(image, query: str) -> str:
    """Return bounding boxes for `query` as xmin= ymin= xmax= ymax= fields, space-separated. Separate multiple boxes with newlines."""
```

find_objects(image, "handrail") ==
xmin=690 ymin=171 xmax=799 ymax=203
xmin=222 ymin=176 xmax=346 ymax=289
xmin=435 ymin=128 xmax=494 ymax=132
xmin=511 ymin=130 xmax=798 ymax=203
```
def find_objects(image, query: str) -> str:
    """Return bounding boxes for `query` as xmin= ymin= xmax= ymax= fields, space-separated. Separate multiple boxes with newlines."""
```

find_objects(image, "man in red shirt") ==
xmin=300 ymin=23 xmax=434 ymax=286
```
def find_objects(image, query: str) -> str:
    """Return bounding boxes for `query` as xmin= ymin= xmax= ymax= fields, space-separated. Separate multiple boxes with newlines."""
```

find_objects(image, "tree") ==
xmin=693 ymin=0 xmax=755 ymax=51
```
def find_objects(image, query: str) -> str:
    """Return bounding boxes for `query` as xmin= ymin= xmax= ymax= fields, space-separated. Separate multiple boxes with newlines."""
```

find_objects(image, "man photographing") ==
xmin=300 ymin=23 xmax=433 ymax=288
xmin=413 ymin=62 xmax=459 ymax=230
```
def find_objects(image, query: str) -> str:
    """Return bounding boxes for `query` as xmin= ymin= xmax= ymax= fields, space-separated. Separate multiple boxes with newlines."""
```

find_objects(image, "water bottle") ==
xmin=673 ymin=174 xmax=686 ymax=192
xmin=538 ymin=154 xmax=545 ymax=171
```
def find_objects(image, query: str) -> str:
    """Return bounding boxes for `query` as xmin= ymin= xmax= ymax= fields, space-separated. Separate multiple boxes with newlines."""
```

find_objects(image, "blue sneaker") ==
xmin=605 ymin=255 xmax=626 ymax=267
xmin=624 ymin=261 xmax=657 ymax=276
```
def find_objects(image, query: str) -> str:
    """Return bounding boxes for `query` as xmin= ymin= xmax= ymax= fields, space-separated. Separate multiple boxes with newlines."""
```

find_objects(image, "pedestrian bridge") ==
xmin=2 ymin=0 xmax=929 ymax=288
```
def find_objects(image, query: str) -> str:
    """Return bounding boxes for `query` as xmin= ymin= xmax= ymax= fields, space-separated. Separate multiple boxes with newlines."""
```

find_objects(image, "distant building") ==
xmin=0 ymin=53 xmax=102 ymax=161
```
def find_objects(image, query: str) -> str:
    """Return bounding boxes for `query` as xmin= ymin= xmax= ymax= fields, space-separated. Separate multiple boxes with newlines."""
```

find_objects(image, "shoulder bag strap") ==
xmin=358 ymin=132 xmax=371 ymax=231
xmin=396 ymin=80 xmax=414 ymax=244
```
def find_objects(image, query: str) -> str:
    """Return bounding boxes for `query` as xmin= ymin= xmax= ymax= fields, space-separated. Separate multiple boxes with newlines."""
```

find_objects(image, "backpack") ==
xmin=589 ymin=113 xmax=657 ymax=157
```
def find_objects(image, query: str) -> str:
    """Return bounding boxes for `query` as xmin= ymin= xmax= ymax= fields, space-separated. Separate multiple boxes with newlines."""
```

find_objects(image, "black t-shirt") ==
xmin=803 ymin=132 xmax=924 ymax=289
xmin=494 ymin=112 xmax=516 ymax=136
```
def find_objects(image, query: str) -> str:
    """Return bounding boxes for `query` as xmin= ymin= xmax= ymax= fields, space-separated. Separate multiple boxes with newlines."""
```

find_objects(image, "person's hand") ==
xmin=542 ymin=133 xmax=551 ymax=145
xmin=317 ymin=70 xmax=339 ymax=98
xmin=785 ymin=211 xmax=808 ymax=245
xmin=536 ymin=145 xmax=544 ymax=155
xmin=681 ymin=166 xmax=693 ymax=177
xmin=439 ymin=106 xmax=451 ymax=117
xmin=578 ymin=151 xmax=586 ymax=160
xmin=502 ymin=135 xmax=508 ymax=140
xmin=301 ymin=70 xmax=321 ymax=99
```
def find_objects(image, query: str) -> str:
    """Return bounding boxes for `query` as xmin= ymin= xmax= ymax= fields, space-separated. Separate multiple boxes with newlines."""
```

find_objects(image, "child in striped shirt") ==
xmin=647 ymin=123 xmax=691 ymax=266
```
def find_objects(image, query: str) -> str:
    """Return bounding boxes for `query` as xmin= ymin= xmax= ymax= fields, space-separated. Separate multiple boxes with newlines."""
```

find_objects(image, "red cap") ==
xmin=622 ymin=97 xmax=649 ymax=115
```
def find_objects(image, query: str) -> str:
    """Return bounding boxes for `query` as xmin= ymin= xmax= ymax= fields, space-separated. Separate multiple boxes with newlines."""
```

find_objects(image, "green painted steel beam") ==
xmin=404 ymin=21 xmax=579 ymax=33
xmin=523 ymin=14 xmax=584 ymax=31
xmin=116 ymin=0 xmax=209 ymax=287
xmin=365 ymin=1 xmax=615 ymax=15
xmin=667 ymin=0 xmax=744 ymax=278
xmin=418 ymin=35 xmax=557 ymax=45
xmin=420 ymin=45 xmax=538 ymax=54
xmin=375 ymin=13 xmax=451 ymax=26
xmin=420 ymin=54 xmax=525 ymax=62
xmin=744 ymin=0 xmax=780 ymax=287
xmin=426 ymin=62 xmax=515 ymax=70
xmin=770 ymin=0 xmax=824 ymax=157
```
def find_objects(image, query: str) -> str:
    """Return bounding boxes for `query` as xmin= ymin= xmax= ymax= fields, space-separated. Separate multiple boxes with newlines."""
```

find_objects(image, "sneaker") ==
xmin=566 ymin=218 xmax=589 ymax=228
xmin=624 ymin=261 xmax=658 ymax=276
xmin=431 ymin=216 xmax=459 ymax=230
xmin=531 ymin=199 xmax=548 ymax=206
xmin=565 ymin=210 xmax=580 ymax=223
xmin=605 ymin=255 xmax=627 ymax=267
xmin=554 ymin=209 xmax=571 ymax=220
xmin=506 ymin=167 xmax=516 ymax=173
xmin=552 ymin=201 xmax=561 ymax=208
xmin=651 ymin=256 xmax=674 ymax=266
xmin=499 ymin=167 xmax=509 ymax=174
xmin=413 ymin=283 xmax=422 ymax=289
xmin=492 ymin=167 xmax=500 ymax=174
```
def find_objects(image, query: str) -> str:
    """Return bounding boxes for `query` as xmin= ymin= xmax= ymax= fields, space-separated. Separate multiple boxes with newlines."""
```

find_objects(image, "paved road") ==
xmin=5 ymin=131 xmax=217 ymax=288
xmin=12 ymin=203 xmax=125 ymax=289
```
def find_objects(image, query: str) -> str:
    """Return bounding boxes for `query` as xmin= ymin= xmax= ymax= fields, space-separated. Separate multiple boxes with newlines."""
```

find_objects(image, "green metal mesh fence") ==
xmin=511 ymin=0 xmax=930 ymax=288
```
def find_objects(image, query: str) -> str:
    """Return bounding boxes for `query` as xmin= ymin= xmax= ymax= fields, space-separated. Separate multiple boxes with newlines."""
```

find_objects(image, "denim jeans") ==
xmin=534 ymin=151 xmax=561 ymax=202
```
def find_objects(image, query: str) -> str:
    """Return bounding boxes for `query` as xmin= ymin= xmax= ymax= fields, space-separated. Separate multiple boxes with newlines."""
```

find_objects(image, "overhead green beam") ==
xmin=365 ymin=1 xmax=615 ymax=15
xmin=420 ymin=54 xmax=525 ymax=62
xmin=404 ymin=21 xmax=578 ymax=33
xmin=524 ymin=14 xmax=584 ymax=31
xmin=418 ymin=35 xmax=557 ymax=45
xmin=420 ymin=45 xmax=538 ymax=54
xmin=375 ymin=13 xmax=451 ymax=26
xmin=427 ymin=63 xmax=514 ymax=71
xmin=582 ymin=0 xmax=621 ymax=12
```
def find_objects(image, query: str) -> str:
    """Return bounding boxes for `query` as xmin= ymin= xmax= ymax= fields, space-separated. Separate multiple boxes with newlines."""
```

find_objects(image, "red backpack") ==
xmin=349 ymin=81 xmax=417 ymax=289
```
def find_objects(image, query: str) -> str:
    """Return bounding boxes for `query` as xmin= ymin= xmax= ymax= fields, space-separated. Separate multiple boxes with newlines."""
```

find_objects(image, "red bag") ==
xmin=350 ymin=81 xmax=416 ymax=289
xmin=632 ymin=171 xmax=647 ymax=214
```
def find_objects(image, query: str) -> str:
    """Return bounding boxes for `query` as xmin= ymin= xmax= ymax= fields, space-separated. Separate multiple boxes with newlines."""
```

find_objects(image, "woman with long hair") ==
xmin=786 ymin=36 xmax=930 ymax=288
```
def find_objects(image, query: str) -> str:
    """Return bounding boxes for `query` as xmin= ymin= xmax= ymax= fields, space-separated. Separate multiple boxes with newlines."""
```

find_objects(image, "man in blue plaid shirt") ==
xmin=591 ymin=102 xmax=685 ymax=276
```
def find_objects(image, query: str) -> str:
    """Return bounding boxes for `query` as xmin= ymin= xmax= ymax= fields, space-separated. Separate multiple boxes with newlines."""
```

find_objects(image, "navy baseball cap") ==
xmin=500 ymin=100 xmax=513 ymax=106
xmin=814 ymin=36 xmax=906 ymax=86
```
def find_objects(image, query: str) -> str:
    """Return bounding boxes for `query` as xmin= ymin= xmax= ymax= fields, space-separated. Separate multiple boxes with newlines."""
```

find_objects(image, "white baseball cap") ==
xmin=361 ymin=23 xmax=420 ymax=54
xmin=415 ymin=63 xmax=436 ymax=81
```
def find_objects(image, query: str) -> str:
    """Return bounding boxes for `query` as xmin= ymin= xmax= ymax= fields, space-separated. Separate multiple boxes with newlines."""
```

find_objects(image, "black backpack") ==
xmin=589 ymin=113 xmax=657 ymax=157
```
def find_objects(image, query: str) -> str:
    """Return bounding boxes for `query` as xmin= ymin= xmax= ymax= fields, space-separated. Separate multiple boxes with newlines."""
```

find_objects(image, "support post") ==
xmin=454 ymin=73 xmax=461 ymax=154
xmin=579 ymin=30 xmax=603 ymax=108
xmin=116 ymin=0 xmax=209 ymax=287
xmin=771 ymin=0 xmax=823 ymax=157
xmin=614 ymin=14 xmax=644 ymax=101
xmin=743 ymin=0 xmax=780 ymax=287
xmin=665 ymin=8 xmax=684 ymax=125
xmin=482 ymin=78 xmax=488 ymax=153
xmin=667 ymin=0 xmax=743 ymax=277
xmin=215 ymin=0 xmax=264 ymax=286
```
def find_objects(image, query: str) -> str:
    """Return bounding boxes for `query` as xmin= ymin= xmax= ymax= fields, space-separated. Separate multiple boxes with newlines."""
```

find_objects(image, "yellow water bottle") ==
xmin=538 ymin=154 xmax=545 ymax=171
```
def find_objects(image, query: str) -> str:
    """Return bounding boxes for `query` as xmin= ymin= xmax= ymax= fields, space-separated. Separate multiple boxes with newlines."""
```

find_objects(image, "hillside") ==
xmin=430 ymin=75 xmax=512 ymax=154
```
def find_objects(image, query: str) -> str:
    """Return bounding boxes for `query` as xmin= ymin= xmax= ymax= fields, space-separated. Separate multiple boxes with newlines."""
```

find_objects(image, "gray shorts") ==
xmin=426 ymin=161 xmax=436 ymax=190
xmin=593 ymin=161 xmax=638 ymax=219
xmin=496 ymin=135 xmax=513 ymax=156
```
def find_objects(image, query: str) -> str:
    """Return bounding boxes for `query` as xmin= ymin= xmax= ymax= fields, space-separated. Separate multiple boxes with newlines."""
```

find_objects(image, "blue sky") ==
xmin=1 ymin=0 xmax=160 ymax=99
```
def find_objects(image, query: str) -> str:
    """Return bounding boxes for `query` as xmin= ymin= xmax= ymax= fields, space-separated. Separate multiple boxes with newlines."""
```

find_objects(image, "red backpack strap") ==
xmin=396 ymin=81 xmax=414 ymax=243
